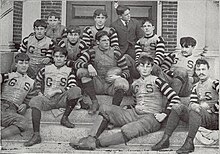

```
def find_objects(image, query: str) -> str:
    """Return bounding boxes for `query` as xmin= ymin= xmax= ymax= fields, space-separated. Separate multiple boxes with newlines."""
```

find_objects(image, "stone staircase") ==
xmin=1 ymin=95 xmax=219 ymax=154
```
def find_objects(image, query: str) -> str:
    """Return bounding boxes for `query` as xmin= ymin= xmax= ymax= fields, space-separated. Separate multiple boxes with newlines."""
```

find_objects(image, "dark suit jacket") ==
xmin=111 ymin=18 xmax=144 ymax=55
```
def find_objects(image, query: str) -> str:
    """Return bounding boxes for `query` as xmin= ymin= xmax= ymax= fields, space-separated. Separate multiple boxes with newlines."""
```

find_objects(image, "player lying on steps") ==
xmin=152 ymin=58 xmax=219 ymax=153
xmin=24 ymin=46 xmax=82 ymax=147
xmin=74 ymin=30 xmax=130 ymax=115
xmin=1 ymin=53 xmax=36 ymax=139
xmin=69 ymin=55 xmax=181 ymax=150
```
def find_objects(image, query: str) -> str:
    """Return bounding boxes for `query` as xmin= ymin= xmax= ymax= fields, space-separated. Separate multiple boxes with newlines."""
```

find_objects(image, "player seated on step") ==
xmin=24 ymin=46 xmax=82 ymax=147
xmin=74 ymin=30 xmax=130 ymax=115
xmin=152 ymin=58 xmax=219 ymax=154
xmin=161 ymin=37 xmax=200 ymax=97
xmin=1 ymin=53 xmax=36 ymax=139
xmin=69 ymin=55 xmax=181 ymax=150
xmin=58 ymin=25 xmax=90 ymax=110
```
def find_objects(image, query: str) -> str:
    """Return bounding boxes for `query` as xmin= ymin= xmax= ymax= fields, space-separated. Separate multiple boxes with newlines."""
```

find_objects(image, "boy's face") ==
xmin=67 ymin=32 xmax=80 ymax=44
xmin=15 ymin=60 xmax=29 ymax=74
xmin=53 ymin=51 xmax=67 ymax=67
xmin=181 ymin=45 xmax=194 ymax=57
xmin=97 ymin=35 xmax=110 ymax=50
xmin=195 ymin=64 xmax=209 ymax=82
xmin=142 ymin=21 xmax=155 ymax=36
xmin=94 ymin=14 xmax=107 ymax=27
xmin=34 ymin=26 xmax=46 ymax=39
xmin=137 ymin=62 xmax=153 ymax=77
xmin=47 ymin=16 xmax=59 ymax=28
xmin=121 ymin=9 xmax=130 ymax=22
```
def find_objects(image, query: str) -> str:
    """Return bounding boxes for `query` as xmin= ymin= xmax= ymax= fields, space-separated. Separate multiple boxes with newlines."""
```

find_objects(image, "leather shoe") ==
xmin=176 ymin=137 xmax=195 ymax=153
xmin=24 ymin=132 xmax=41 ymax=147
xmin=151 ymin=133 xmax=170 ymax=151
xmin=60 ymin=115 xmax=75 ymax=128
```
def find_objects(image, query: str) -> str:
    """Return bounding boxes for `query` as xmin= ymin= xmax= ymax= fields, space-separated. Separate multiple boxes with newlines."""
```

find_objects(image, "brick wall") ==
xmin=13 ymin=1 xmax=23 ymax=46
xmin=162 ymin=1 xmax=178 ymax=52
xmin=41 ymin=1 xmax=62 ymax=20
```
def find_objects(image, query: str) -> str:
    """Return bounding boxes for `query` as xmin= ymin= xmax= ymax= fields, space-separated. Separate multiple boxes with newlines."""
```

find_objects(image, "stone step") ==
xmin=2 ymin=140 xmax=219 ymax=154
xmin=24 ymin=95 xmax=190 ymax=124
xmin=2 ymin=122 xmax=215 ymax=146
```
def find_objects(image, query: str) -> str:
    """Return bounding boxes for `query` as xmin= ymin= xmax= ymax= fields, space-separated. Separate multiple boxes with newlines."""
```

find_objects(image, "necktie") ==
xmin=125 ymin=21 xmax=128 ymax=28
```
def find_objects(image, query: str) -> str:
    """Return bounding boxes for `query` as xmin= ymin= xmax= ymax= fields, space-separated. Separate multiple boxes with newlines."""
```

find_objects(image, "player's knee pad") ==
xmin=76 ymin=68 xmax=89 ymax=79
xmin=66 ymin=86 xmax=82 ymax=100
xmin=114 ymin=77 xmax=129 ymax=92
xmin=98 ymin=104 xmax=113 ymax=120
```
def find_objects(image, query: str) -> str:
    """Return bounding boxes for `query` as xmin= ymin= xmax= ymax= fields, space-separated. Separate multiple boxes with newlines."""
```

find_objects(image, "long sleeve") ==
xmin=34 ymin=67 xmax=45 ymax=94
xmin=114 ymin=49 xmax=130 ymax=79
xmin=155 ymin=77 xmax=181 ymax=112
xmin=74 ymin=49 xmax=95 ymax=69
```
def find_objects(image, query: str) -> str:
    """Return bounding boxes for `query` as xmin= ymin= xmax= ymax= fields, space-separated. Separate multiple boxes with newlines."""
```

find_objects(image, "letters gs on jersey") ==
xmin=28 ymin=46 xmax=48 ymax=56
xmin=46 ymin=77 xmax=67 ymax=87
xmin=133 ymin=84 xmax=154 ymax=94
xmin=8 ymin=78 xmax=31 ymax=91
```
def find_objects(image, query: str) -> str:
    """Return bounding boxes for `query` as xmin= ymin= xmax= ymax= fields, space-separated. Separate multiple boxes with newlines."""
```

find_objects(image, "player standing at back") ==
xmin=82 ymin=9 xmax=119 ymax=49
xmin=19 ymin=19 xmax=55 ymax=78
xmin=46 ymin=11 xmax=66 ymax=44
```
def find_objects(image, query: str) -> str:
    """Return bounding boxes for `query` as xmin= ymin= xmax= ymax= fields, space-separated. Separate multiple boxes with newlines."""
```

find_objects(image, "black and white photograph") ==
xmin=0 ymin=0 xmax=219 ymax=153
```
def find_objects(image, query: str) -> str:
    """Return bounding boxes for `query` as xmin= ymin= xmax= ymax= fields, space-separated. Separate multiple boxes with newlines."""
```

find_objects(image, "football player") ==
xmin=1 ymin=53 xmax=35 ymax=139
xmin=24 ymin=46 xmax=82 ymax=147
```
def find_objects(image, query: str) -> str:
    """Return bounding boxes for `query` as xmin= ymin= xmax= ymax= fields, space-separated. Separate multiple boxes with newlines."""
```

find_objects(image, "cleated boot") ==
xmin=24 ymin=132 xmax=41 ymax=147
xmin=151 ymin=133 xmax=170 ymax=151
xmin=176 ymin=137 xmax=195 ymax=154
xmin=60 ymin=115 xmax=75 ymax=128
xmin=69 ymin=135 xmax=97 ymax=150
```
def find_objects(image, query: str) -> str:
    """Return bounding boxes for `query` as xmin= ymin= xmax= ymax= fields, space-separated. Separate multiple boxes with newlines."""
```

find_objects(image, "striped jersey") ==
xmin=35 ymin=64 xmax=77 ymax=96
xmin=132 ymin=75 xmax=181 ymax=114
xmin=19 ymin=33 xmax=55 ymax=73
xmin=190 ymin=78 xmax=219 ymax=113
xmin=58 ymin=38 xmax=88 ymax=61
xmin=135 ymin=34 xmax=165 ymax=66
xmin=74 ymin=46 xmax=130 ymax=79
xmin=1 ymin=72 xmax=35 ymax=106
xmin=82 ymin=26 xmax=119 ymax=49
xmin=162 ymin=52 xmax=198 ymax=77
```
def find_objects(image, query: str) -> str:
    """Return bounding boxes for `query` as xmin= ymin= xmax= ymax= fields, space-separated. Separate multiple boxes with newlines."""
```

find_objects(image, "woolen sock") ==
xmin=164 ymin=110 xmax=180 ymax=136
xmin=32 ymin=107 xmax=41 ymax=132
xmin=188 ymin=110 xmax=202 ymax=139
xmin=82 ymin=81 xmax=97 ymax=101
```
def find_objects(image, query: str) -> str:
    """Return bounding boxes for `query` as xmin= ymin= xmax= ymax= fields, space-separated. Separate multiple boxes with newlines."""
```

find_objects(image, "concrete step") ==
xmin=1 ymin=140 xmax=219 ymax=154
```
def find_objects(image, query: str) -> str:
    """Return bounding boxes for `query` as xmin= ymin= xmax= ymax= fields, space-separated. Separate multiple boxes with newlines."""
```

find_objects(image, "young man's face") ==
xmin=137 ymin=62 xmax=153 ymax=77
xmin=97 ymin=35 xmax=110 ymax=50
xmin=47 ymin=16 xmax=59 ymax=28
xmin=94 ymin=14 xmax=107 ymax=27
xmin=53 ymin=52 xmax=67 ymax=67
xmin=142 ymin=21 xmax=155 ymax=36
xmin=67 ymin=32 xmax=80 ymax=44
xmin=181 ymin=45 xmax=194 ymax=57
xmin=195 ymin=64 xmax=209 ymax=82
xmin=15 ymin=60 xmax=29 ymax=74
xmin=34 ymin=26 xmax=46 ymax=39
xmin=121 ymin=9 xmax=131 ymax=22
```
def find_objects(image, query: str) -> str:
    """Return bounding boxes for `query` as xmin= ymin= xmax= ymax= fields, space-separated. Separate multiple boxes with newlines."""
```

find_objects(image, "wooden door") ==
xmin=66 ymin=1 xmax=157 ymax=31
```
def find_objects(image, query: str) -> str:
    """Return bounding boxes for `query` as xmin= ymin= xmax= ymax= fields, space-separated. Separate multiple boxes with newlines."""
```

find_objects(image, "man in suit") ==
xmin=111 ymin=5 xmax=144 ymax=59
